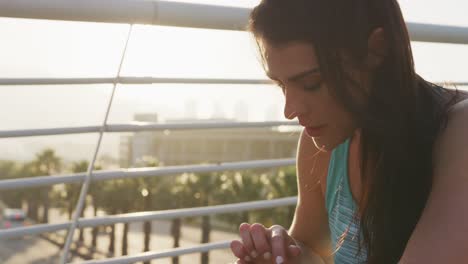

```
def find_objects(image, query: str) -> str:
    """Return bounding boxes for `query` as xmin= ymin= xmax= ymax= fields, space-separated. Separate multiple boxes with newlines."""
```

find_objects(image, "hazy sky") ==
xmin=0 ymin=0 xmax=467 ymax=162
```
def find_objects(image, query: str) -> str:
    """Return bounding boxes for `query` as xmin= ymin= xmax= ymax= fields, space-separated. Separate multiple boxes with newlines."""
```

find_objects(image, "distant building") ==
xmin=133 ymin=113 xmax=159 ymax=122
xmin=119 ymin=113 xmax=159 ymax=167
xmin=119 ymin=115 xmax=300 ymax=167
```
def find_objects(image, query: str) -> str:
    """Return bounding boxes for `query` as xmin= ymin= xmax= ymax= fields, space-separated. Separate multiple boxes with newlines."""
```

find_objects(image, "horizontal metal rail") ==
xmin=407 ymin=23 xmax=468 ymax=45
xmin=0 ymin=196 xmax=297 ymax=239
xmin=76 ymin=241 xmax=232 ymax=264
xmin=0 ymin=0 xmax=250 ymax=31
xmin=0 ymin=222 xmax=71 ymax=240
xmin=446 ymin=82 xmax=468 ymax=86
xmin=0 ymin=121 xmax=299 ymax=138
xmin=0 ymin=77 xmax=273 ymax=86
xmin=1 ymin=1 xmax=468 ymax=45
xmin=0 ymin=158 xmax=296 ymax=190
xmin=0 ymin=77 xmax=466 ymax=87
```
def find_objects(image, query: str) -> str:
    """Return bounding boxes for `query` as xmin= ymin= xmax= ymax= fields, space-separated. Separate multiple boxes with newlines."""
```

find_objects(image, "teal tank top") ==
xmin=325 ymin=138 xmax=368 ymax=263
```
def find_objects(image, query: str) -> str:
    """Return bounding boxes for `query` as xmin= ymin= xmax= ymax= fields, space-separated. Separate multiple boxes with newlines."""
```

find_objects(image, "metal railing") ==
xmin=0 ymin=1 xmax=467 ymax=263
xmin=0 ymin=196 xmax=298 ymax=239
xmin=1 ymin=0 xmax=468 ymax=44
xmin=0 ymin=157 xmax=296 ymax=191
xmin=0 ymin=121 xmax=298 ymax=138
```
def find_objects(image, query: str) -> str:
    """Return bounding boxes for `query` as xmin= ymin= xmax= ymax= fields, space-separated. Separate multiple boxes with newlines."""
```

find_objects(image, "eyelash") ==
xmin=304 ymin=81 xmax=322 ymax=91
xmin=276 ymin=81 xmax=322 ymax=92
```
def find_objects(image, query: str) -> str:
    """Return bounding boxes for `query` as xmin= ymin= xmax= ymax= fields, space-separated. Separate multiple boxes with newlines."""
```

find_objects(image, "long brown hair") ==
xmin=248 ymin=0 xmax=463 ymax=263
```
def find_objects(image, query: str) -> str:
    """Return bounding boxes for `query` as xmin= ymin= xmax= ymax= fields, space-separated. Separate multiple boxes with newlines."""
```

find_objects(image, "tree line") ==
xmin=0 ymin=148 xmax=298 ymax=264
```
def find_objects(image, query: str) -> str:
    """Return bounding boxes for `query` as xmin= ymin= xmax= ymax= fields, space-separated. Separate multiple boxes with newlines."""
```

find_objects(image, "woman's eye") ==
xmin=304 ymin=81 xmax=322 ymax=91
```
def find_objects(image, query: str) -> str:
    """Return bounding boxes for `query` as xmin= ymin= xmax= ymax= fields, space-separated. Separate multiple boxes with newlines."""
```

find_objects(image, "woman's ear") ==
xmin=366 ymin=27 xmax=387 ymax=69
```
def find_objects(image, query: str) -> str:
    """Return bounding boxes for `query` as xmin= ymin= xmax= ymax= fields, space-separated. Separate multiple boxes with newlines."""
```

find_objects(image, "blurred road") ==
xmin=0 ymin=235 xmax=64 ymax=264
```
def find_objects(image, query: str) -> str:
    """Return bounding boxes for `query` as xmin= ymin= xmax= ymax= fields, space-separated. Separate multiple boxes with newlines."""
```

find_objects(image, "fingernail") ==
xmin=251 ymin=250 xmax=258 ymax=258
xmin=263 ymin=252 xmax=271 ymax=259
xmin=289 ymin=245 xmax=301 ymax=251
xmin=245 ymin=256 xmax=252 ymax=262
xmin=276 ymin=255 xmax=284 ymax=264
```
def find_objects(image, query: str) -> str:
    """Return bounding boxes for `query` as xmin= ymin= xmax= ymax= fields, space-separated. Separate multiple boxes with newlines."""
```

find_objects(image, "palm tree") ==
xmin=172 ymin=170 xmax=223 ymax=264
xmin=88 ymin=163 xmax=103 ymax=251
xmin=48 ymin=160 xmax=104 ymax=252
xmin=32 ymin=148 xmax=61 ymax=223
xmin=97 ymin=173 xmax=141 ymax=257
xmin=141 ymin=185 xmax=153 ymax=264
xmin=99 ymin=180 xmax=118 ymax=257
xmin=116 ymin=178 xmax=139 ymax=256
xmin=134 ymin=156 xmax=172 ymax=264
xmin=21 ymin=161 xmax=45 ymax=222
xmin=133 ymin=156 xmax=189 ymax=264
xmin=262 ymin=166 xmax=298 ymax=227
xmin=98 ymin=178 xmax=130 ymax=256
xmin=226 ymin=170 xmax=266 ymax=224
xmin=71 ymin=161 xmax=91 ymax=244
xmin=193 ymin=172 xmax=221 ymax=264
xmin=170 ymin=173 xmax=199 ymax=264
xmin=205 ymin=167 xmax=296 ymax=236
xmin=0 ymin=161 xmax=24 ymax=208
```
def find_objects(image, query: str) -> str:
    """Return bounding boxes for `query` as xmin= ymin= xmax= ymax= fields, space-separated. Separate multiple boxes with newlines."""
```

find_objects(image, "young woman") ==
xmin=230 ymin=0 xmax=468 ymax=263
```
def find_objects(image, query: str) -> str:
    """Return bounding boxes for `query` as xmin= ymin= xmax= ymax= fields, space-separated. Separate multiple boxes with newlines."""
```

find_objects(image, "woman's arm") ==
xmin=288 ymin=128 xmax=334 ymax=263
xmin=290 ymin=239 xmax=329 ymax=264
xmin=230 ymin=128 xmax=334 ymax=264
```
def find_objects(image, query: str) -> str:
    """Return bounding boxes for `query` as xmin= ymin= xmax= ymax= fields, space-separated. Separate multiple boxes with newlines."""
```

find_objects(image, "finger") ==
xmin=230 ymin=240 xmax=252 ymax=262
xmin=249 ymin=223 xmax=272 ymax=260
xmin=239 ymin=223 xmax=257 ymax=258
xmin=269 ymin=226 xmax=287 ymax=264
xmin=287 ymin=244 xmax=302 ymax=258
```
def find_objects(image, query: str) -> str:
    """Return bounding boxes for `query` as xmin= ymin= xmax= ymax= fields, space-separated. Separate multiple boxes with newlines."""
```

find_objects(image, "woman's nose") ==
xmin=283 ymin=89 xmax=304 ymax=120
xmin=284 ymin=104 xmax=297 ymax=120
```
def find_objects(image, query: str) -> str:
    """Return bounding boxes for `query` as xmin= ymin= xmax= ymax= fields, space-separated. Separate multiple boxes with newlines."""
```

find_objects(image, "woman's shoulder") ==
xmin=443 ymin=92 xmax=468 ymax=135
xmin=433 ymin=94 xmax=468 ymax=172
xmin=449 ymin=94 xmax=468 ymax=115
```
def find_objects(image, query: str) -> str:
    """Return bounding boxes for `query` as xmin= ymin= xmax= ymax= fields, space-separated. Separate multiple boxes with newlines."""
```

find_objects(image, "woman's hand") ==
xmin=230 ymin=223 xmax=302 ymax=264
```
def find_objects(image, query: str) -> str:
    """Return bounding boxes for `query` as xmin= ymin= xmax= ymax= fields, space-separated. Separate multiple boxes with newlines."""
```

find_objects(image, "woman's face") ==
xmin=261 ymin=40 xmax=357 ymax=151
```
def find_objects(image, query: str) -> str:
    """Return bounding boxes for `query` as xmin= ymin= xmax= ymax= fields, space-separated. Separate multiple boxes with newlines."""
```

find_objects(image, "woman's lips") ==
xmin=305 ymin=125 xmax=326 ymax=137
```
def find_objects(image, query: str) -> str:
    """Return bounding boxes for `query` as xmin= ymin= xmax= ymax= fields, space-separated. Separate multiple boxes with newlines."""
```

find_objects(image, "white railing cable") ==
xmin=59 ymin=25 xmax=134 ymax=264
xmin=0 ymin=121 xmax=300 ymax=138
xmin=75 ymin=241 xmax=232 ymax=264
xmin=0 ymin=77 xmax=273 ymax=86
xmin=0 ymin=158 xmax=296 ymax=190
xmin=1 ymin=1 xmax=468 ymax=44
xmin=0 ymin=197 xmax=297 ymax=239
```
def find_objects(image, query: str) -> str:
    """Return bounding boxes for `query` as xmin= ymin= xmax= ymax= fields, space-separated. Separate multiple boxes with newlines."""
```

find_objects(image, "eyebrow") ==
xmin=267 ymin=67 xmax=320 ymax=83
